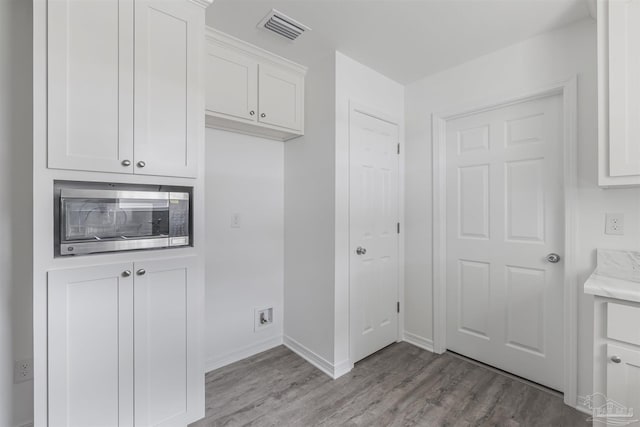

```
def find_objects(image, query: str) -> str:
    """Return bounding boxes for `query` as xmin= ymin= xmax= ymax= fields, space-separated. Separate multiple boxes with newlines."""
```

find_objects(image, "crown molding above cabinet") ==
xmin=205 ymin=27 xmax=307 ymax=142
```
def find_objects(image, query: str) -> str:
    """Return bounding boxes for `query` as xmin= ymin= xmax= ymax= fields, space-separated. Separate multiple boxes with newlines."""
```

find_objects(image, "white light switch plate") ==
xmin=605 ymin=213 xmax=624 ymax=235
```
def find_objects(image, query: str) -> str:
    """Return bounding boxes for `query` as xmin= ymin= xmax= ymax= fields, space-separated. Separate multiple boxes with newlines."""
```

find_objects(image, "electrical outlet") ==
xmin=231 ymin=212 xmax=241 ymax=228
xmin=254 ymin=307 xmax=273 ymax=331
xmin=14 ymin=358 xmax=33 ymax=383
xmin=605 ymin=213 xmax=624 ymax=236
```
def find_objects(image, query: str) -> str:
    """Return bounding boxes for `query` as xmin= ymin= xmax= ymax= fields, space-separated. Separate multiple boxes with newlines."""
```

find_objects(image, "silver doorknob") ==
xmin=260 ymin=113 xmax=266 ymax=118
xmin=136 ymin=269 xmax=146 ymax=276
xmin=546 ymin=253 xmax=561 ymax=263
xmin=137 ymin=161 xmax=146 ymax=168
xmin=249 ymin=110 xmax=255 ymax=116
xmin=121 ymin=159 xmax=131 ymax=167
xmin=356 ymin=247 xmax=367 ymax=255
xmin=122 ymin=270 xmax=131 ymax=277
xmin=611 ymin=355 xmax=622 ymax=363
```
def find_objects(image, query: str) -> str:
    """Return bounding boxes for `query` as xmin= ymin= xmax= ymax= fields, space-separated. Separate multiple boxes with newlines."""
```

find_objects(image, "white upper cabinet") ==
xmin=258 ymin=63 xmax=304 ymax=131
xmin=47 ymin=0 xmax=134 ymax=174
xmin=134 ymin=0 xmax=201 ymax=178
xmin=205 ymin=29 xmax=307 ymax=141
xmin=598 ymin=0 xmax=640 ymax=186
xmin=47 ymin=0 xmax=205 ymax=178
xmin=206 ymin=43 xmax=258 ymax=123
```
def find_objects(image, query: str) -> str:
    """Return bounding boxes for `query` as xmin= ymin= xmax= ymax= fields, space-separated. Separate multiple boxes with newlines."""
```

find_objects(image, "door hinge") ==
xmin=397 ymin=143 xmax=400 ymax=155
xmin=397 ymin=302 xmax=400 ymax=313
xmin=397 ymin=222 xmax=400 ymax=234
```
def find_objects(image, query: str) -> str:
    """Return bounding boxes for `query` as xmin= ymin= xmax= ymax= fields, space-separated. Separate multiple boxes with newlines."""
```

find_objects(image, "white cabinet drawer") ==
xmin=607 ymin=302 xmax=640 ymax=345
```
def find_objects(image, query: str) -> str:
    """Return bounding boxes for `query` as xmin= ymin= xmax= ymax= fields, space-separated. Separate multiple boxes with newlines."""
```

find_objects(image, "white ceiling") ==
xmin=206 ymin=0 xmax=592 ymax=84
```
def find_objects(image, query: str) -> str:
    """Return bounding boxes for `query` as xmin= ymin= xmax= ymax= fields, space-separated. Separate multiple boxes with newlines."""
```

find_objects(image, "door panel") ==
xmin=206 ymin=44 xmax=258 ymax=122
xmin=134 ymin=0 xmax=199 ymax=178
xmin=48 ymin=263 xmax=134 ymax=427
xmin=134 ymin=256 xmax=198 ymax=427
xmin=258 ymin=64 xmax=304 ymax=131
xmin=47 ymin=0 xmax=134 ymax=173
xmin=445 ymin=94 xmax=564 ymax=391
xmin=350 ymin=110 xmax=399 ymax=363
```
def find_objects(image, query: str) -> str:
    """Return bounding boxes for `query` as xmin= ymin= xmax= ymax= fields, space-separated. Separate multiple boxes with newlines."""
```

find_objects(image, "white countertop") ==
xmin=584 ymin=249 xmax=640 ymax=303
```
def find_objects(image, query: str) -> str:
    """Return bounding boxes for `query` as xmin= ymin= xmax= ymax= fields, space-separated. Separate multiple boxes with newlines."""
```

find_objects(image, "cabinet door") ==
xmin=134 ymin=256 xmax=200 ymax=427
xmin=258 ymin=63 xmax=304 ymax=131
xmin=134 ymin=0 xmax=201 ymax=178
xmin=206 ymin=43 xmax=258 ymax=122
xmin=607 ymin=344 xmax=640 ymax=421
xmin=608 ymin=0 xmax=640 ymax=177
xmin=48 ymin=263 xmax=134 ymax=427
xmin=47 ymin=0 xmax=134 ymax=173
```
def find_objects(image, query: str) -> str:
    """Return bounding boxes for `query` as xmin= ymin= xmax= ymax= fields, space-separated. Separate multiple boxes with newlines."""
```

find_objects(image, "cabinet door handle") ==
xmin=122 ymin=270 xmax=132 ymax=277
xmin=249 ymin=110 xmax=255 ymax=116
xmin=260 ymin=113 xmax=266 ymax=118
xmin=136 ymin=269 xmax=146 ymax=276
xmin=137 ymin=161 xmax=146 ymax=168
xmin=121 ymin=159 xmax=131 ymax=167
xmin=611 ymin=355 xmax=622 ymax=363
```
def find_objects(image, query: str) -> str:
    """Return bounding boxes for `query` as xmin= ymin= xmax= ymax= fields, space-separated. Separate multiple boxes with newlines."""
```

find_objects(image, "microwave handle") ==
xmin=60 ymin=189 xmax=171 ymax=200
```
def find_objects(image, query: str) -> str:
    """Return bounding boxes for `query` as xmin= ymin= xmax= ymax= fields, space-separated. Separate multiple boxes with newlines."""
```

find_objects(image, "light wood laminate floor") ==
xmin=190 ymin=342 xmax=590 ymax=427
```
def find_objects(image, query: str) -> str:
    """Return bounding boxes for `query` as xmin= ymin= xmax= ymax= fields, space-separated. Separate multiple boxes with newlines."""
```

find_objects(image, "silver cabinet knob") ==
xmin=260 ymin=113 xmax=266 ymax=118
xmin=611 ymin=355 xmax=622 ymax=363
xmin=122 ymin=270 xmax=132 ymax=277
xmin=356 ymin=247 xmax=367 ymax=255
xmin=137 ymin=161 xmax=146 ymax=168
xmin=121 ymin=159 xmax=131 ymax=167
xmin=546 ymin=253 xmax=561 ymax=263
xmin=249 ymin=110 xmax=255 ymax=116
xmin=136 ymin=269 xmax=146 ymax=276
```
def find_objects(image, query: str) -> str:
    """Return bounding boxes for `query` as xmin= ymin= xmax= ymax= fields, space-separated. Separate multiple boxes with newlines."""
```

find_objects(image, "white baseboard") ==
xmin=283 ymin=335 xmax=353 ymax=379
xmin=205 ymin=335 xmax=283 ymax=373
xmin=575 ymin=399 xmax=593 ymax=416
xmin=403 ymin=331 xmax=434 ymax=352
xmin=333 ymin=358 xmax=353 ymax=379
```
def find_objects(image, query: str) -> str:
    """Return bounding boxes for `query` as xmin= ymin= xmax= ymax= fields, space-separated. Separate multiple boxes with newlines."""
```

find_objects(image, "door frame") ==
xmin=348 ymin=100 xmax=404 ymax=364
xmin=431 ymin=77 xmax=578 ymax=407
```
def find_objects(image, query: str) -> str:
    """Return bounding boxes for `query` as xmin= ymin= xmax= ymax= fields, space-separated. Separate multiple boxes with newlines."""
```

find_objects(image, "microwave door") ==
xmin=60 ymin=189 xmax=171 ymax=244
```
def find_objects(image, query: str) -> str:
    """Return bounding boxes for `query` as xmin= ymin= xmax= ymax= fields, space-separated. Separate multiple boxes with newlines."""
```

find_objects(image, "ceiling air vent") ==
xmin=257 ymin=9 xmax=310 ymax=41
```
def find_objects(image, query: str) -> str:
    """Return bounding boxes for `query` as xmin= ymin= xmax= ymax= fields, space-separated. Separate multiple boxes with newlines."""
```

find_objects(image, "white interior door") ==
xmin=445 ymin=94 xmax=564 ymax=391
xmin=350 ymin=109 xmax=399 ymax=363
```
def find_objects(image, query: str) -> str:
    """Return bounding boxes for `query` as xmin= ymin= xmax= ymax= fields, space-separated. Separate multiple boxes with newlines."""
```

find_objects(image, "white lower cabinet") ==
xmin=591 ymin=298 xmax=640 ymax=424
xmin=606 ymin=344 xmax=640 ymax=417
xmin=48 ymin=256 xmax=199 ymax=427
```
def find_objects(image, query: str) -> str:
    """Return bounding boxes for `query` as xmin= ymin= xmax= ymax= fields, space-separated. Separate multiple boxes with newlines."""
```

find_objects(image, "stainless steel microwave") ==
xmin=55 ymin=181 xmax=192 ymax=256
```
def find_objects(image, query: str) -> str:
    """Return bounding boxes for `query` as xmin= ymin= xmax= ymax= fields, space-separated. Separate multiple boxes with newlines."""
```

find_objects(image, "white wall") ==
xmin=404 ymin=18 xmax=640 ymax=404
xmin=284 ymin=53 xmax=337 ymax=365
xmin=283 ymin=51 xmax=404 ymax=374
xmin=205 ymin=128 xmax=284 ymax=371
xmin=0 ymin=1 xmax=33 ymax=426
xmin=334 ymin=52 xmax=404 ymax=367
